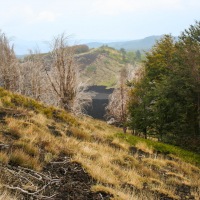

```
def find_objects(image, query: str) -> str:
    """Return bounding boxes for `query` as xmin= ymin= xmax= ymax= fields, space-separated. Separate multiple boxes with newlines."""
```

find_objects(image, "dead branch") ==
xmin=3 ymin=165 xmax=60 ymax=199
xmin=0 ymin=143 xmax=9 ymax=149
xmin=5 ymin=185 xmax=57 ymax=199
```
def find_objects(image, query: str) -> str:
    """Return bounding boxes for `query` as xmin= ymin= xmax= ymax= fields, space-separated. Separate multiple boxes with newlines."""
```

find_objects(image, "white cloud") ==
xmin=0 ymin=2 xmax=58 ymax=25
xmin=0 ymin=0 xmax=199 ymax=42
xmin=186 ymin=0 xmax=200 ymax=7
xmin=91 ymin=0 xmax=184 ymax=15
xmin=0 ymin=5 xmax=33 ymax=24
xmin=37 ymin=11 xmax=57 ymax=22
xmin=91 ymin=0 xmax=133 ymax=15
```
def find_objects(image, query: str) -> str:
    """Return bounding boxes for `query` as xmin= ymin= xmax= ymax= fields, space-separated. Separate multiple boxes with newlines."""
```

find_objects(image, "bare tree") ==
xmin=106 ymin=67 xmax=130 ymax=133
xmin=0 ymin=30 xmax=19 ymax=91
xmin=18 ymin=50 xmax=48 ymax=101
xmin=0 ymin=31 xmax=91 ymax=114
xmin=45 ymin=33 xmax=91 ymax=114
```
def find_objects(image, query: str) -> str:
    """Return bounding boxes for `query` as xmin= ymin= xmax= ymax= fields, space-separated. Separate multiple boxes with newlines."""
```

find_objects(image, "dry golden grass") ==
xmin=166 ymin=177 xmax=185 ymax=186
xmin=9 ymin=149 xmax=41 ymax=171
xmin=192 ymin=186 xmax=200 ymax=200
xmin=0 ymin=191 xmax=17 ymax=200
xmin=0 ymin=152 xmax=9 ymax=165
xmin=110 ymin=138 xmax=130 ymax=151
xmin=5 ymin=117 xmax=22 ymax=138
xmin=143 ymin=157 xmax=168 ymax=170
xmin=0 ymin=91 xmax=200 ymax=199
xmin=78 ymin=116 xmax=118 ymax=138
xmin=153 ymin=187 xmax=179 ymax=200
xmin=1 ymin=112 xmax=200 ymax=200
xmin=135 ymin=141 xmax=153 ymax=154
xmin=0 ymin=96 xmax=12 ymax=106
xmin=14 ymin=140 xmax=39 ymax=157
xmin=0 ymin=100 xmax=3 ymax=107
xmin=92 ymin=184 xmax=160 ymax=200
xmin=68 ymin=126 xmax=91 ymax=140
xmin=30 ymin=113 xmax=47 ymax=126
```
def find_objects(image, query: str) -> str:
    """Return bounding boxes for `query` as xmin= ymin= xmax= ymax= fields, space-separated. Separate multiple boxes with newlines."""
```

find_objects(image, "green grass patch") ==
xmin=116 ymin=133 xmax=200 ymax=166
xmin=99 ymin=77 xmax=116 ymax=88
xmin=104 ymin=59 xmax=110 ymax=65
xmin=86 ymin=65 xmax=96 ymax=73
xmin=0 ymin=87 xmax=77 ymax=125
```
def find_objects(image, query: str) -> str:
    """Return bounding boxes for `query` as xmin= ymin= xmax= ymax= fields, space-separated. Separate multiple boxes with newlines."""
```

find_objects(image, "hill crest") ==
xmin=87 ymin=35 xmax=164 ymax=51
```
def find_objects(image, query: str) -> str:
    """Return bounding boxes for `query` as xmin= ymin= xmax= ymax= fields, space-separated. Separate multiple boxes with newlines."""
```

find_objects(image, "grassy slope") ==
xmin=117 ymin=133 xmax=200 ymax=166
xmin=0 ymin=88 xmax=200 ymax=200
xmin=25 ymin=46 xmax=135 ymax=88
xmin=76 ymin=47 xmax=130 ymax=87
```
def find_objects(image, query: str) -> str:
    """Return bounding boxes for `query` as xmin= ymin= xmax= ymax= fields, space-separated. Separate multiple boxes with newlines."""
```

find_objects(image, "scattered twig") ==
xmin=0 ymin=143 xmax=9 ymax=149
xmin=5 ymin=184 xmax=57 ymax=199
xmin=3 ymin=165 xmax=60 ymax=199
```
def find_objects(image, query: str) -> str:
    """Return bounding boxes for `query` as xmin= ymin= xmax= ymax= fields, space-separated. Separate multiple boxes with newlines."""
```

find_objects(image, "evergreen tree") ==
xmin=128 ymin=22 xmax=200 ymax=152
xmin=135 ymin=50 xmax=141 ymax=62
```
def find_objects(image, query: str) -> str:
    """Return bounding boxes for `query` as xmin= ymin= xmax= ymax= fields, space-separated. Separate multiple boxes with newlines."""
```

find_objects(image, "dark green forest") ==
xmin=128 ymin=21 xmax=200 ymax=153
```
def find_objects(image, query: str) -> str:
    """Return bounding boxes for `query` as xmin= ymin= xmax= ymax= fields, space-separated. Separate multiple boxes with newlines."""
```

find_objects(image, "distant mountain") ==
xmin=13 ymin=35 xmax=177 ymax=55
xmin=11 ymin=39 xmax=50 ymax=55
xmin=86 ymin=42 xmax=104 ymax=49
xmin=13 ymin=39 xmax=122 ymax=55
xmin=87 ymin=35 xmax=164 ymax=51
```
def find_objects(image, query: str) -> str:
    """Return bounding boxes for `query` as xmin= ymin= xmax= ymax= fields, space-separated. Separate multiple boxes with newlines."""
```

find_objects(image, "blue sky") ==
xmin=0 ymin=0 xmax=199 ymax=49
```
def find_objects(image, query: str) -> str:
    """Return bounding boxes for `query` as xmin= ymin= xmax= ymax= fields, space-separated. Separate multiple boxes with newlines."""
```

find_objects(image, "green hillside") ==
xmin=76 ymin=46 xmax=135 ymax=87
xmin=24 ymin=45 xmax=136 ymax=88
xmin=0 ymin=88 xmax=200 ymax=200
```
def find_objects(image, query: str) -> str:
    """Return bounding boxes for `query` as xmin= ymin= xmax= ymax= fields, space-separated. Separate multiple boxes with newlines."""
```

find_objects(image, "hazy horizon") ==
xmin=1 ymin=0 xmax=199 ymax=54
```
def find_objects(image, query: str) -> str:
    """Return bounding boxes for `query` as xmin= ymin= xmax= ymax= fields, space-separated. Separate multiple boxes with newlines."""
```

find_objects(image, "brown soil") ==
xmin=42 ymin=157 xmax=112 ymax=200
